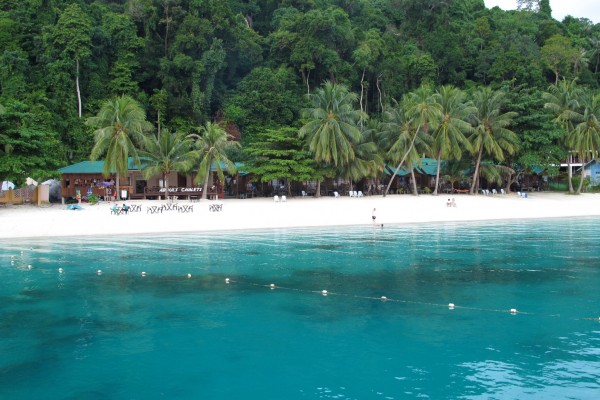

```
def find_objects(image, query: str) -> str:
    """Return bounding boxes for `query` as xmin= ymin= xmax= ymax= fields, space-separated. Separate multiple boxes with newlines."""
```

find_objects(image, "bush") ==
xmin=87 ymin=194 xmax=99 ymax=205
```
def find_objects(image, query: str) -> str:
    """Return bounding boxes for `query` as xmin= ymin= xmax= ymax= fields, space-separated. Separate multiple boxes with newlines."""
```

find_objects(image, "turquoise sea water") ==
xmin=1 ymin=218 xmax=599 ymax=400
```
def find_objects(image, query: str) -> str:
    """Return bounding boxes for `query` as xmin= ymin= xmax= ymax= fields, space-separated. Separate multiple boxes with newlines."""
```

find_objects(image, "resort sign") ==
xmin=159 ymin=187 xmax=203 ymax=193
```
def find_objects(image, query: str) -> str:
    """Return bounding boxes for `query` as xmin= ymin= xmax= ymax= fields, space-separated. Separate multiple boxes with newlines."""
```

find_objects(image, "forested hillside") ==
xmin=1 ymin=0 xmax=599 ymax=191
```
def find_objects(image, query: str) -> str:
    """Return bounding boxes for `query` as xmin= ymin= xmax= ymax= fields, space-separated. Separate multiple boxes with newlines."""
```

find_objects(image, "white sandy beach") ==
xmin=1 ymin=192 xmax=599 ymax=239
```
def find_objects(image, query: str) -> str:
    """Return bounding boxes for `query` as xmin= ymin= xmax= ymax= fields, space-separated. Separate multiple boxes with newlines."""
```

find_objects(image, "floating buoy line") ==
xmin=4 ymin=253 xmax=599 ymax=323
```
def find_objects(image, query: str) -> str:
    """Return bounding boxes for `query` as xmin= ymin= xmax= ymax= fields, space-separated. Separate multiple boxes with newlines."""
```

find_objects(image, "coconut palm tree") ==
xmin=468 ymin=88 xmax=518 ymax=195
xmin=138 ymin=130 xmax=198 ymax=200
xmin=188 ymin=121 xmax=240 ymax=200
xmin=431 ymin=85 xmax=474 ymax=195
xmin=543 ymin=78 xmax=581 ymax=193
xmin=299 ymin=80 xmax=366 ymax=197
xmin=570 ymin=89 xmax=600 ymax=194
xmin=87 ymin=95 xmax=152 ymax=199
xmin=383 ymin=86 xmax=441 ymax=196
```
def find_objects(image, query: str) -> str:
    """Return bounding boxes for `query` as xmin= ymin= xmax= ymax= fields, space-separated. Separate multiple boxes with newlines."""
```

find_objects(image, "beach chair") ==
xmin=357 ymin=191 xmax=364 ymax=197
xmin=274 ymin=195 xmax=280 ymax=202
xmin=110 ymin=205 xmax=120 ymax=215
xmin=501 ymin=188 xmax=506 ymax=195
xmin=334 ymin=191 xmax=340 ymax=198
xmin=517 ymin=191 xmax=522 ymax=198
xmin=353 ymin=191 xmax=358 ymax=197
xmin=281 ymin=195 xmax=287 ymax=202
xmin=301 ymin=190 xmax=307 ymax=197
xmin=492 ymin=189 xmax=497 ymax=195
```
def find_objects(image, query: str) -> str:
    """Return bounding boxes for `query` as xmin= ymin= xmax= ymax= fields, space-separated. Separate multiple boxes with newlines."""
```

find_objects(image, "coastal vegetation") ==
xmin=0 ymin=0 xmax=599 ymax=194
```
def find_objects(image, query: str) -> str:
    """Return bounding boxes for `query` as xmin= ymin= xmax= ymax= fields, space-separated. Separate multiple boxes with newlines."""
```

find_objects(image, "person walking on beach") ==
xmin=372 ymin=208 xmax=376 ymax=224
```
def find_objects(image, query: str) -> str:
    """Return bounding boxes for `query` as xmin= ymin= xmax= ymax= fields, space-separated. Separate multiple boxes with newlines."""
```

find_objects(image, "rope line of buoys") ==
xmin=223 ymin=278 xmax=599 ymax=322
xmin=3 ymin=256 xmax=598 ymax=323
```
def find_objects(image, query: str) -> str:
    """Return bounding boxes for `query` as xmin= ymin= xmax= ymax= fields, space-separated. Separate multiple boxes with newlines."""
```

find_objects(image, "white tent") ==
xmin=1 ymin=181 xmax=15 ymax=190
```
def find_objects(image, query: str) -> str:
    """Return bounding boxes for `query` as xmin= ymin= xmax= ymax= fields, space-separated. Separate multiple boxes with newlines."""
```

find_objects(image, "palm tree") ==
xmin=383 ymin=86 xmax=441 ymax=196
xmin=138 ymin=130 xmax=198 ymax=200
xmin=340 ymin=125 xmax=383 ymax=192
xmin=299 ymin=80 xmax=366 ymax=197
xmin=543 ymin=78 xmax=580 ymax=193
xmin=570 ymin=89 xmax=600 ymax=194
xmin=431 ymin=85 xmax=474 ymax=195
xmin=442 ymin=159 xmax=471 ymax=192
xmin=188 ymin=121 xmax=240 ymax=200
xmin=468 ymin=88 xmax=518 ymax=195
xmin=87 ymin=95 xmax=152 ymax=199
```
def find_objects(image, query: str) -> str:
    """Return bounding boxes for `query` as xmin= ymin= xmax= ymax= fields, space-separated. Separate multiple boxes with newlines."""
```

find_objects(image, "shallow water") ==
xmin=1 ymin=218 xmax=599 ymax=399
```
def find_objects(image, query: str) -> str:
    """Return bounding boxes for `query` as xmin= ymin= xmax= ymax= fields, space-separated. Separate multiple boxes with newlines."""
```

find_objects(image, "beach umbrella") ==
xmin=1 ymin=181 xmax=15 ymax=190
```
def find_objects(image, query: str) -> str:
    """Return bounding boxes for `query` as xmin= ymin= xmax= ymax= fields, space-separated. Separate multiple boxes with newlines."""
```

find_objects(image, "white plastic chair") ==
xmin=301 ymin=190 xmax=307 ymax=197
xmin=357 ymin=191 xmax=364 ymax=197
xmin=492 ymin=189 xmax=497 ymax=195
xmin=274 ymin=195 xmax=280 ymax=202
xmin=281 ymin=195 xmax=287 ymax=202
xmin=334 ymin=191 xmax=340 ymax=198
xmin=501 ymin=188 xmax=506 ymax=195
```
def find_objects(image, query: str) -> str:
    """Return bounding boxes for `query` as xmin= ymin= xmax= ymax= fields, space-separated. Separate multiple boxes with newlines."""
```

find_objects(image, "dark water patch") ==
xmin=63 ymin=390 xmax=113 ymax=400
xmin=243 ymin=251 xmax=261 ymax=256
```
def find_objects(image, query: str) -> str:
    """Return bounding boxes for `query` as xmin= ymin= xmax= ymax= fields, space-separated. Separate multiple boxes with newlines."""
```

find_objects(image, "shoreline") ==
xmin=1 ymin=192 xmax=599 ymax=240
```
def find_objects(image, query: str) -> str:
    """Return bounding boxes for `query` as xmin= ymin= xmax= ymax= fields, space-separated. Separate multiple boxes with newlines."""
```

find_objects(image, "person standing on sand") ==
xmin=372 ymin=208 xmax=376 ymax=224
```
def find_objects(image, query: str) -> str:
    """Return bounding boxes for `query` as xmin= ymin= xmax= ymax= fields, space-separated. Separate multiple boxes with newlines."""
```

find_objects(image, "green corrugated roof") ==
xmin=58 ymin=158 xmax=139 ymax=174
xmin=59 ymin=159 xmax=247 ymax=174
xmin=386 ymin=158 xmax=440 ymax=176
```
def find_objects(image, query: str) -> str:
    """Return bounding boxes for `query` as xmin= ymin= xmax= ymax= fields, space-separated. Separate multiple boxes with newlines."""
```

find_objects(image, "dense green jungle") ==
xmin=1 ymin=0 xmax=599 ymax=195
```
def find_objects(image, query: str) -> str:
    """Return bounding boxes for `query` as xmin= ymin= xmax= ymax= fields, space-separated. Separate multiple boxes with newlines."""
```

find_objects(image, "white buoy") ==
xmin=270 ymin=283 xmax=275 ymax=289
xmin=58 ymin=268 xmax=63 ymax=273
xmin=97 ymin=270 xmax=102 ymax=275
xmin=381 ymin=296 xmax=388 ymax=301
xmin=187 ymin=273 xmax=192 ymax=278
xmin=510 ymin=308 xmax=517 ymax=314
xmin=322 ymin=290 xmax=328 ymax=296
xmin=225 ymin=278 xmax=230 ymax=284
xmin=141 ymin=271 xmax=146 ymax=276
xmin=27 ymin=265 xmax=32 ymax=270
xmin=448 ymin=303 xmax=455 ymax=309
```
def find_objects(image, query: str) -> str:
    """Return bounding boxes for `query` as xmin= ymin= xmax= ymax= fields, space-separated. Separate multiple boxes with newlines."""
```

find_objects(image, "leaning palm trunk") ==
xmin=433 ymin=151 xmax=442 ymax=195
xmin=470 ymin=146 xmax=484 ymax=195
xmin=384 ymin=126 xmax=421 ymax=197
xmin=315 ymin=180 xmax=321 ymax=198
xmin=410 ymin=169 xmax=418 ymax=195
xmin=202 ymin=168 xmax=210 ymax=200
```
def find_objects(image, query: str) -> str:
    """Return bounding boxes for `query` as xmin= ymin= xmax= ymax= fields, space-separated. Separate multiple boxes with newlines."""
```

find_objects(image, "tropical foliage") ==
xmin=1 ymin=0 xmax=599 ymax=194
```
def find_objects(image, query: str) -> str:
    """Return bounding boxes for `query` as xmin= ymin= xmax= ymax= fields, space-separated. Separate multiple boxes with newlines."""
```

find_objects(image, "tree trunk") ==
xmin=163 ymin=172 xmax=168 ymax=200
xmin=433 ymin=151 xmax=442 ymax=195
xmin=410 ymin=169 xmax=418 ymax=195
xmin=359 ymin=68 xmax=366 ymax=115
xmin=470 ymin=145 xmax=484 ymax=195
xmin=76 ymin=59 xmax=82 ymax=118
xmin=315 ymin=180 xmax=321 ymax=198
xmin=384 ymin=126 xmax=421 ymax=196
xmin=376 ymin=74 xmax=384 ymax=113
xmin=115 ymin=174 xmax=120 ymax=202
xmin=202 ymin=165 xmax=210 ymax=200
xmin=576 ymin=157 xmax=586 ymax=194
xmin=567 ymin=154 xmax=574 ymax=193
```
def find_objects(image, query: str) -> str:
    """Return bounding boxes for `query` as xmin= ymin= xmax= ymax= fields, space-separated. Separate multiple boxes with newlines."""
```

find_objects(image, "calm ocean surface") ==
xmin=1 ymin=218 xmax=599 ymax=400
